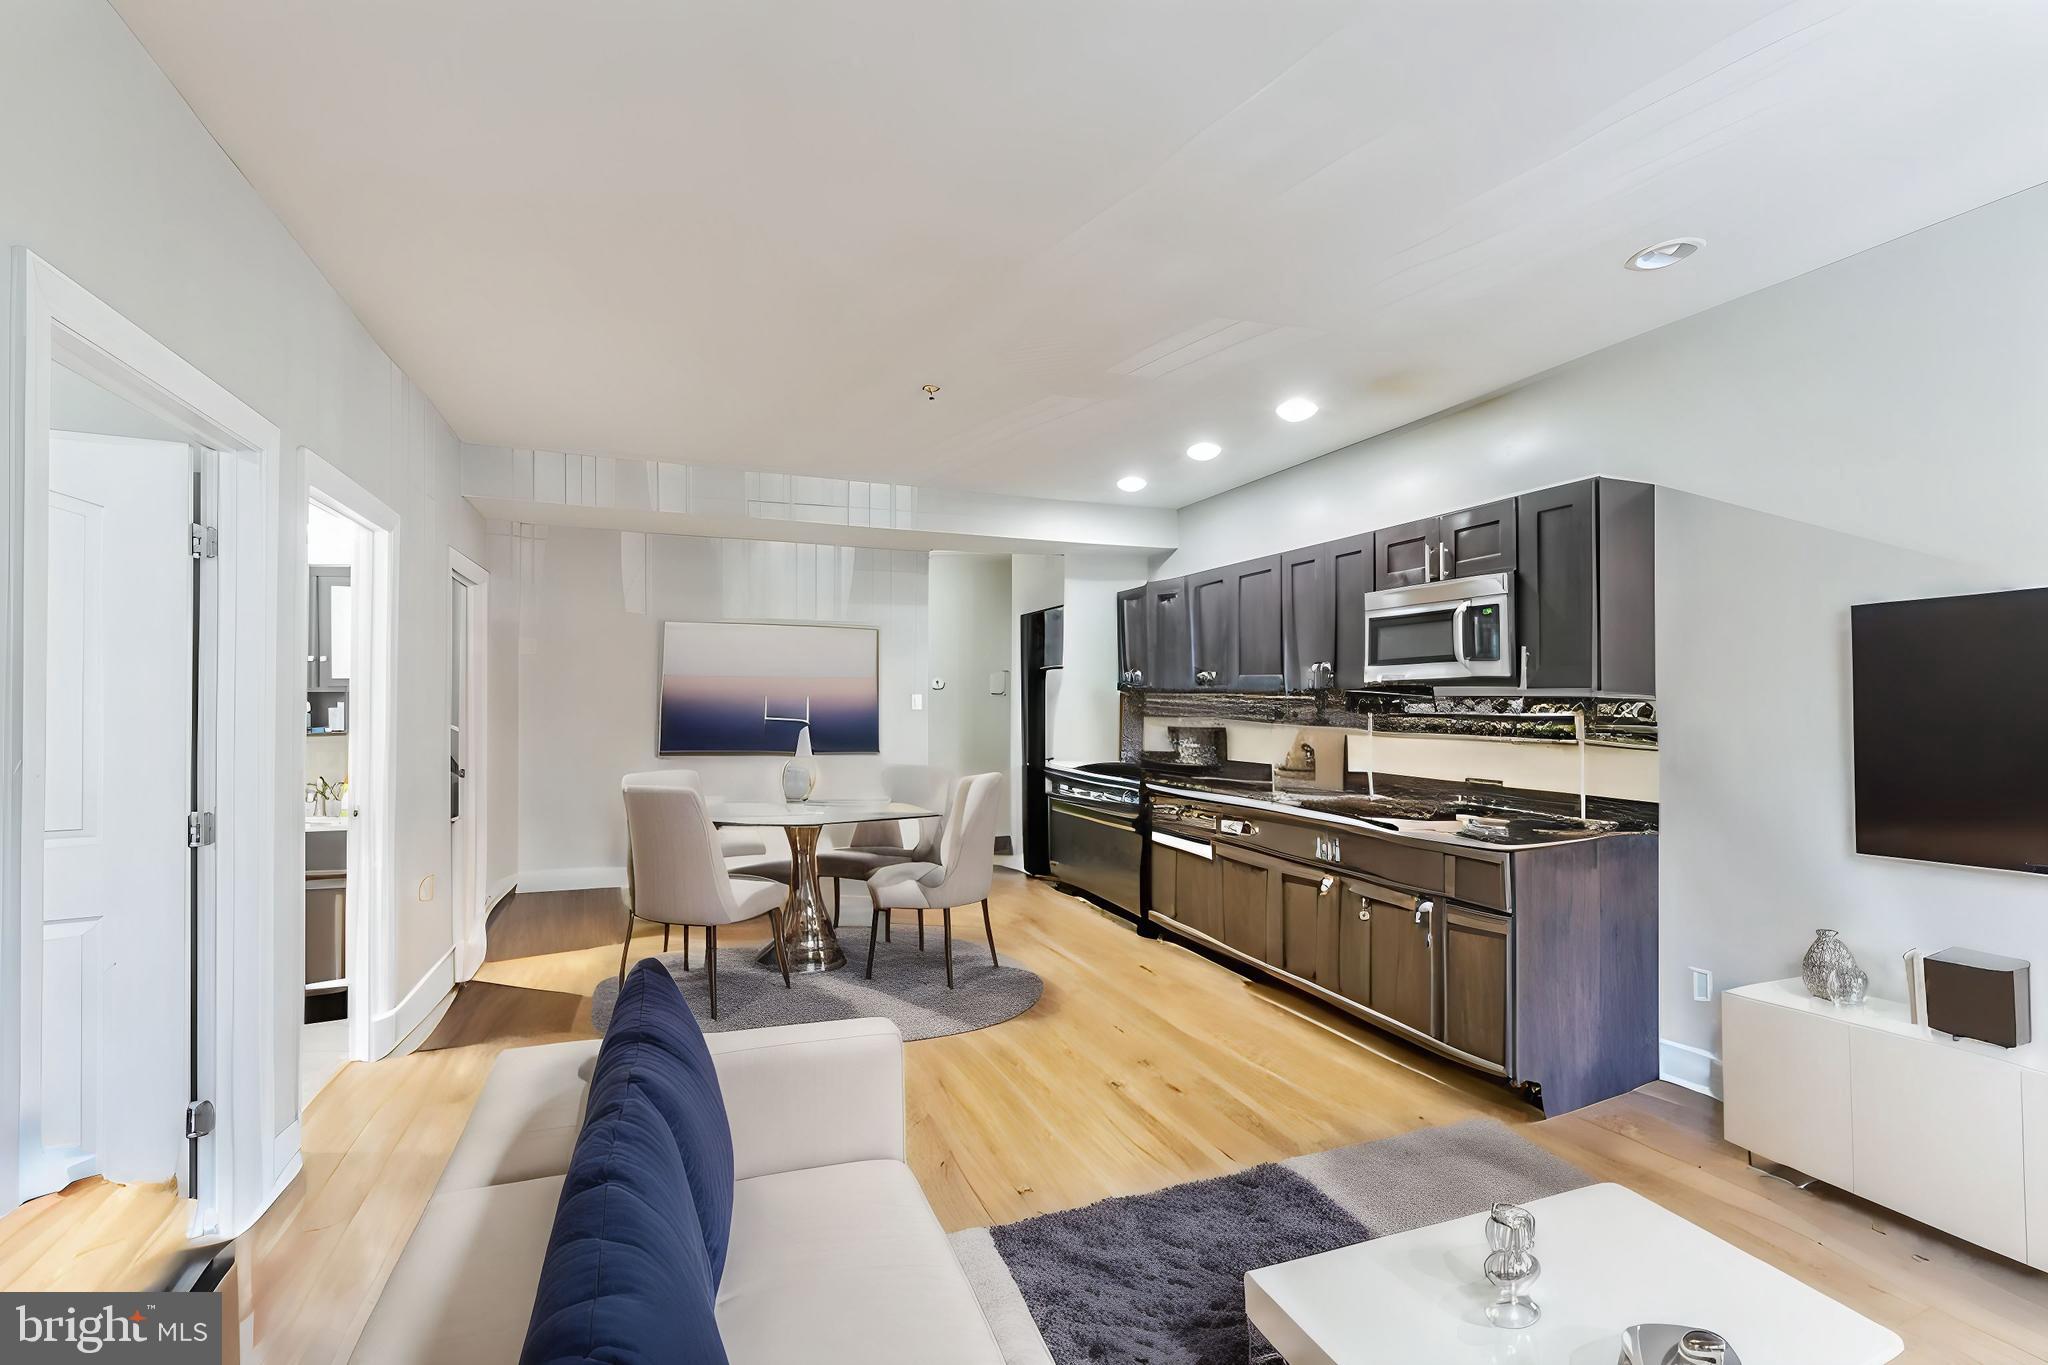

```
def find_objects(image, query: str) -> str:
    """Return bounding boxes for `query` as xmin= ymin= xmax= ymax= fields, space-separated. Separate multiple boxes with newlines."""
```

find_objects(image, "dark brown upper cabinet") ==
xmin=1185 ymin=567 xmax=1233 ymax=689
xmin=1125 ymin=476 xmax=1651 ymax=696
xmin=1282 ymin=533 xmax=1371 ymax=691
xmin=1374 ymin=499 xmax=1517 ymax=591
xmin=1143 ymin=577 xmax=1193 ymax=690
xmin=1372 ymin=515 xmax=1439 ymax=590
xmin=1516 ymin=477 xmax=1654 ymax=694
xmin=1329 ymin=533 xmax=1374 ymax=690
xmin=1227 ymin=555 xmax=1284 ymax=691
xmin=1185 ymin=556 xmax=1283 ymax=691
xmin=1439 ymin=497 xmax=1517 ymax=579
xmin=1115 ymin=585 xmax=1147 ymax=689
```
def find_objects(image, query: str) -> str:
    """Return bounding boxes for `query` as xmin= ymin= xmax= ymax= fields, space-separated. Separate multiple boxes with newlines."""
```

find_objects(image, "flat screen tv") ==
xmin=1851 ymin=587 xmax=2048 ymax=875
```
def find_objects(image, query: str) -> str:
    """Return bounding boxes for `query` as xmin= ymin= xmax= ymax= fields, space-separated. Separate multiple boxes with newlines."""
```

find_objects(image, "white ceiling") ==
xmin=114 ymin=0 xmax=2048 ymax=508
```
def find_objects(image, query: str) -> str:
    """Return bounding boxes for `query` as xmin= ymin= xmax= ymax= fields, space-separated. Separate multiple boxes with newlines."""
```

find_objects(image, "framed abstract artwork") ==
xmin=657 ymin=620 xmax=881 ymax=754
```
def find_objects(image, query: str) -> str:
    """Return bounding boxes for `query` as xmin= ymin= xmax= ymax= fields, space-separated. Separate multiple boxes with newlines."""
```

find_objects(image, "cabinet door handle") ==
xmin=1357 ymin=908 xmax=1371 ymax=921
xmin=1416 ymin=899 xmax=1435 ymax=947
xmin=1318 ymin=876 xmax=1334 ymax=896
xmin=1218 ymin=818 xmax=1255 ymax=836
xmin=1195 ymin=669 xmax=1218 ymax=686
xmin=1422 ymin=543 xmax=1434 ymax=581
xmin=1519 ymin=645 xmax=1530 ymax=690
xmin=1439 ymin=540 xmax=1450 ymax=579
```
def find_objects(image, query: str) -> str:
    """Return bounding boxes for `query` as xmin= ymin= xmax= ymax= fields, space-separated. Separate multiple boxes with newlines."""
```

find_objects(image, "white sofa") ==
xmin=352 ymin=1017 xmax=1005 ymax=1364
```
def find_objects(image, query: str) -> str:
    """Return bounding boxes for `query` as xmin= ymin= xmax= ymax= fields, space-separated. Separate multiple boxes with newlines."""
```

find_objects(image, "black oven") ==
xmin=1045 ymin=763 xmax=1142 ymax=917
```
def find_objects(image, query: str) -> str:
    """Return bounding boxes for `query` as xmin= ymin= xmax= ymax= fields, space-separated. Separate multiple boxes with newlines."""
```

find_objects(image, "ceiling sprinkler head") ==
xmin=922 ymin=384 xmax=941 ymax=401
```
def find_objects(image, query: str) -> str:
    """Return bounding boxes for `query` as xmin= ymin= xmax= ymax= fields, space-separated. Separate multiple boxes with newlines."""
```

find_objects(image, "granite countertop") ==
xmin=1142 ymin=770 xmax=1657 ymax=852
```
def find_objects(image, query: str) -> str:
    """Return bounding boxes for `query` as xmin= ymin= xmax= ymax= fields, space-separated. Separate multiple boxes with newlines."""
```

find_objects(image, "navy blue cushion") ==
xmin=591 ymin=959 xmax=736 ymax=1283
xmin=519 ymin=1073 xmax=729 ymax=1365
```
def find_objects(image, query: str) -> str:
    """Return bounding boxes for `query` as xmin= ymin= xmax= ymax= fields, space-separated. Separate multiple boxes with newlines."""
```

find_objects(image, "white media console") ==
xmin=1723 ymin=979 xmax=2048 ymax=1269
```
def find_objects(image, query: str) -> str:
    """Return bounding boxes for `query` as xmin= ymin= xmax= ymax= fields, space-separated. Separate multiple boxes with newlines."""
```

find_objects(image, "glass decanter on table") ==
xmin=1482 ymin=1201 xmax=1542 ymax=1329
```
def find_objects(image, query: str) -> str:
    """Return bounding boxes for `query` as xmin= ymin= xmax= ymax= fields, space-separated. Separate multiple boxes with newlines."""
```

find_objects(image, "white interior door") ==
xmin=35 ymin=433 xmax=194 ymax=1195
xmin=448 ymin=574 xmax=474 ymax=954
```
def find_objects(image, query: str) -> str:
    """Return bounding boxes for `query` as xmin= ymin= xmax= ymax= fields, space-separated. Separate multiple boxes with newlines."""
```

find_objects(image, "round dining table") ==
xmin=709 ymin=798 xmax=938 ymax=973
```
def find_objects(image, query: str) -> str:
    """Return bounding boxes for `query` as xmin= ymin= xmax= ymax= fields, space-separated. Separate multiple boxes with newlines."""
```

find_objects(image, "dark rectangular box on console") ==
xmin=1923 ymin=948 xmax=2031 ymax=1048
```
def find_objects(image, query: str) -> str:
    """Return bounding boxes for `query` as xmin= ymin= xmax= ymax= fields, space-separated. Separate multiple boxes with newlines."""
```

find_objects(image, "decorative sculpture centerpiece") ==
xmin=1482 ymin=1202 xmax=1541 ymax=1329
xmin=1801 ymin=929 xmax=1867 ymax=1004
xmin=781 ymin=724 xmax=818 ymax=802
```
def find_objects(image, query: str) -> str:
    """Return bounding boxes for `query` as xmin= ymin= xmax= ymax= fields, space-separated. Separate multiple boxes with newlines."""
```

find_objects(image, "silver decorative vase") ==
xmin=780 ymin=725 xmax=818 ymax=802
xmin=1801 ymin=929 xmax=1857 ymax=1000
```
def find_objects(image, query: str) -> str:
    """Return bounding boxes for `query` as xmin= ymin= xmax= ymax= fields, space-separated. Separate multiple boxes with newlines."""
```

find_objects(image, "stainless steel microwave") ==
xmin=1360 ymin=572 xmax=1515 ymax=685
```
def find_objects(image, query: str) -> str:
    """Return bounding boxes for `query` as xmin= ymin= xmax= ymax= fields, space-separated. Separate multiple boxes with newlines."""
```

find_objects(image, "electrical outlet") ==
xmin=1690 ymin=967 xmax=1713 ymax=1003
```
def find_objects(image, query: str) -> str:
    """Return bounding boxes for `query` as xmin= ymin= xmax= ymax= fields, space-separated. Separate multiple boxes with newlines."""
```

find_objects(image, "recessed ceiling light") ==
xmin=1275 ymin=396 xmax=1318 ymax=422
xmin=1625 ymin=237 xmax=1704 ymax=271
xmin=1185 ymin=441 xmax=1221 ymax=461
xmin=1117 ymin=474 xmax=1148 ymax=492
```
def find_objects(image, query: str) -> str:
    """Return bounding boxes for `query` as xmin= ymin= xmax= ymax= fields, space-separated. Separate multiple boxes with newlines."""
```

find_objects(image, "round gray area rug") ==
xmin=589 ymin=922 xmax=1043 ymax=1039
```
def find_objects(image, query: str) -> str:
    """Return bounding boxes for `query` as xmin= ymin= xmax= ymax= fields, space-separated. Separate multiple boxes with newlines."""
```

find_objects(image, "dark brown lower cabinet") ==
xmin=1215 ymin=844 xmax=1275 ymax=961
xmin=1441 ymin=904 xmax=1510 ymax=1068
xmin=1152 ymin=841 xmax=1220 ymax=940
xmin=1276 ymin=862 xmax=1338 ymax=987
xmin=1148 ymin=841 xmax=1177 ymax=922
xmin=1369 ymin=889 xmax=1435 ymax=1037
xmin=1336 ymin=882 xmax=1374 ymax=1006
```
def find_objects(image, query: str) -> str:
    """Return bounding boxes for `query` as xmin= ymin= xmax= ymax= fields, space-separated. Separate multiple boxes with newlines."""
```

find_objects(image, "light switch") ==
xmin=910 ymin=693 xmax=923 ymax=711
xmin=989 ymin=670 xmax=1010 ymax=696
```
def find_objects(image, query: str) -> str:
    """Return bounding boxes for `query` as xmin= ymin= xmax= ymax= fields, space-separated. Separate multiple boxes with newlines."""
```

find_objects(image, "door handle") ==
xmin=1195 ymin=669 xmax=1219 ymax=686
xmin=1218 ymin=818 xmax=1255 ymax=836
xmin=1439 ymin=540 xmax=1450 ymax=579
xmin=1519 ymin=645 xmax=1531 ymax=690
xmin=1422 ymin=543 xmax=1434 ymax=581
xmin=1451 ymin=603 xmax=1470 ymax=669
xmin=1416 ymin=898 xmax=1435 ymax=947
xmin=1357 ymin=907 xmax=1371 ymax=921
xmin=1318 ymin=876 xmax=1334 ymax=896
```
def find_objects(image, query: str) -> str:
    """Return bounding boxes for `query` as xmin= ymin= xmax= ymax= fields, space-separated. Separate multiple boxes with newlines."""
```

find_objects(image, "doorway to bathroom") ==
xmin=300 ymin=455 xmax=397 ymax=1104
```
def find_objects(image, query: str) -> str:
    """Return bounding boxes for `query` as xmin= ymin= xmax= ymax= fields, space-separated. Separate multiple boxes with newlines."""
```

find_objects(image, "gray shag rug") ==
xmin=950 ymin=1118 xmax=1592 ymax=1365
xmin=588 ymin=921 xmax=1042 ymax=1039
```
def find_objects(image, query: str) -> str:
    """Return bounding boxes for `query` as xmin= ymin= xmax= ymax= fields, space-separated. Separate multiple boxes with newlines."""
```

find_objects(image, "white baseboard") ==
xmin=371 ymin=947 xmax=457 ymax=1058
xmin=1659 ymin=1038 xmax=1723 ymax=1099
xmin=517 ymin=865 xmax=626 ymax=893
xmin=487 ymin=874 xmax=519 ymax=910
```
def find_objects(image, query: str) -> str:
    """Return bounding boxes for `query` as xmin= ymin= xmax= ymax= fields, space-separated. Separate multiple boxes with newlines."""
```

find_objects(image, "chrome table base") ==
xmin=755 ymin=824 xmax=845 ymax=972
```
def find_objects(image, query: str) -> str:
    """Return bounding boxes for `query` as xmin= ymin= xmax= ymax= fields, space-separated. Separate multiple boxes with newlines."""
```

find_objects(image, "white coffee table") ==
xmin=1245 ymin=1183 xmax=1903 ymax=1364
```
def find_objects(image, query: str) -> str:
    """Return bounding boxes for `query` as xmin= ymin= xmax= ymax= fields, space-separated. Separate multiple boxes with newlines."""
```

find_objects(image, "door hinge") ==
xmin=185 ymin=1099 xmax=216 ymax=1140
xmin=187 ymin=811 xmax=215 ymax=848
xmin=189 ymin=522 xmax=218 ymax=559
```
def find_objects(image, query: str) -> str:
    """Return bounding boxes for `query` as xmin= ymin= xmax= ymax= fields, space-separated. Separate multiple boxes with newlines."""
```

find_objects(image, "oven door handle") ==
xmin=1051 ymin=801 xmax=1139 ymax=833
xmin=1451 ymin=601 xmax=1470 ymax=668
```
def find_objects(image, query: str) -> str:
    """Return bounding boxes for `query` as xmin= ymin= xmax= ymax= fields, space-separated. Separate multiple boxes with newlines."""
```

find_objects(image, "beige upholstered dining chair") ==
xmin=863 ymin=771 xmax=1002 ymax=987
xmin=822 ymin=762 xmax=947 ymax=937
xmin=620 ymin=777 xmax=790 ymax=1018
xmin=620 ymin=768 xmax=789 ymax=966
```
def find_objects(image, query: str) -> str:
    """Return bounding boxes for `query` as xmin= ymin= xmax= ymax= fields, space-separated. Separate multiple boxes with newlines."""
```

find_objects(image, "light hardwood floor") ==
xmin=4 ymin=872 xmax=2044 ymax=1363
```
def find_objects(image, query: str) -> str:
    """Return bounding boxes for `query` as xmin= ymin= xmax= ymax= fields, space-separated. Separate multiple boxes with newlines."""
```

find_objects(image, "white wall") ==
xmin=1655 ymin=491 xmax=2046 ymax=1079
xmin=0 ymin=0 xmax=495 ymax=1157
xmin=927 ymin=554 xmax=1013 ymax=838
xmin=1051 ymin=553 xmax=1151 ymax=765
xmin=1150 ymin=185 xmax=2048 ymax=1092
xmin=1165 ymin=184 xmax=2048 ymax=583
xmin=513 ymin=527 xmax=931 ymax=885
